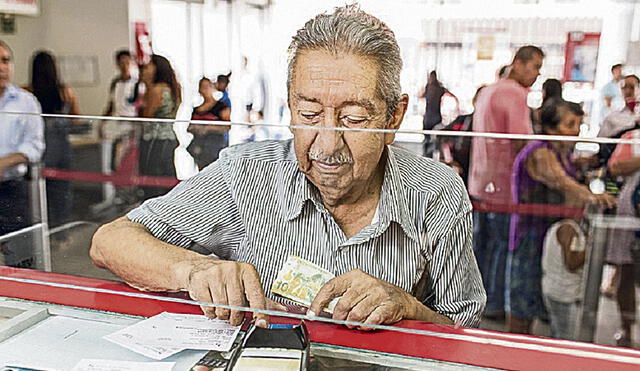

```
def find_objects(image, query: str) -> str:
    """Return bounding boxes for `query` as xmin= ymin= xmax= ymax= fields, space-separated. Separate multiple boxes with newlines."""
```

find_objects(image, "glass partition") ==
xmin=1 ymin=112 xmax=640 ymax=370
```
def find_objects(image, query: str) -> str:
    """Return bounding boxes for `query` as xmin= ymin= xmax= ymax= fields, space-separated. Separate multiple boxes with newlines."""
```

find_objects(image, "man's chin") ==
xmin=308 ymin=177 xmax=348 ymax=202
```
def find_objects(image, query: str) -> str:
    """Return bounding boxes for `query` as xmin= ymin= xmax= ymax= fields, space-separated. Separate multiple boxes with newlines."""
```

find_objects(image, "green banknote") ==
xmin=271 ymin=255 xmax=338 ymax=313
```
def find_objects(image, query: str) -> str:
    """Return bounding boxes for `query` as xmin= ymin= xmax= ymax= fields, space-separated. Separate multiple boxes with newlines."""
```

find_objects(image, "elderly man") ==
xmin=0 ymin=41 xmax=45 ymax=267
xmin=91 ymin=5 xmax=485 ymax=329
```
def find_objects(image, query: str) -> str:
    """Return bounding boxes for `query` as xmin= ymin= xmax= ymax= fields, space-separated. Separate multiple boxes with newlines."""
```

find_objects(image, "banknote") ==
xmin=271 ymin=255 xmax=338 ymax=313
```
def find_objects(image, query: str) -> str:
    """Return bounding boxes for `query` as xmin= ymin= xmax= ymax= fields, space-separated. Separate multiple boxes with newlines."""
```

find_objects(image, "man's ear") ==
xmin=384 ymin=94 xmax=409 ymax=145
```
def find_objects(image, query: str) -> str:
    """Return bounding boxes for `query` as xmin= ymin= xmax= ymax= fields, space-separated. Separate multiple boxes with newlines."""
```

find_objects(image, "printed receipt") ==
xmin=104 ymin=312 xmax=241 ymax=359
xmin=72 ymin=359 xmax=174 ymax=371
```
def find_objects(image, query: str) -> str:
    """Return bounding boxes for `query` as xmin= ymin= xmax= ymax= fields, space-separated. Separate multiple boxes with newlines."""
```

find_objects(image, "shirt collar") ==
xmin=281 ymin=143 xmax=318 ymax=220
xmin=281 ymin=144 xmax=420 ymax=244
xmin=0 ymin=84 xmax=19 ymax=101
xmin=376 ymin=147 xmax=420 ymax=243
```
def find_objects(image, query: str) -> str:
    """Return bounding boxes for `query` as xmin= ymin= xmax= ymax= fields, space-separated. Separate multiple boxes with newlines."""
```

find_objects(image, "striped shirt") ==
xmin=127 ymin=140 xmax=486 ymax=327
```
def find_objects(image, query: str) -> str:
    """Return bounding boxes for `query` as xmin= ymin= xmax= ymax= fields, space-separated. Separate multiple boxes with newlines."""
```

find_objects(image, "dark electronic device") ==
xmin=226 ymin=322 xmax=310 ymax=371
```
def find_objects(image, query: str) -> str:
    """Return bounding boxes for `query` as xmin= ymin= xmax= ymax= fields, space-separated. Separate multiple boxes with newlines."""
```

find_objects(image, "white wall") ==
xmin=5 ymin=0 xmax=130 ymax=115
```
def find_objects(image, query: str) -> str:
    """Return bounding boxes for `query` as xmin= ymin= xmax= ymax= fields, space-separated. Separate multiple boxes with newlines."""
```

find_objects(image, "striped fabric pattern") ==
xmin=127 ymin=139 xmax=486 ymax=327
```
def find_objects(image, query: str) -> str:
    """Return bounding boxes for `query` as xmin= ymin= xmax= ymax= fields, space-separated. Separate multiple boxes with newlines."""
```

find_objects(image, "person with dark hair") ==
xmin=27 ymin=50 xmax=80 ymax=229
xmin=421 ymin=71 xmax=456 ymax=157
xmin=468 ymin=45 xmax=544 ymax=321
xmin=104 ymin=49 xmax=137 ymax=118
xmin=599 ymin=74 xmax=639 ymax=139
xmin=534 ymin=78 xmax=564 ymax=133
xmin=215 ymin=73 xmax=232 ymax=109
xmin=541 ymin=79 xmax=562 ymax=106
xmin=0 ymin=41 xmax=45 ymax=268
xmin=100 ymin=49 xmax=138 ymax=202
xmin=188 ymin=77 xmax=231 ymax=169
xmin=602 ymin=79 xmax=640 ymax=346
xmin=438 ymin=85 xmax=485 ymax=185
xmin=508 ymin=100 xmax=615 ymax=334
xmin=600 ymin=63 xmax=625 ymax=125
xmin=138 ymin=54 xmax=182 ymax=198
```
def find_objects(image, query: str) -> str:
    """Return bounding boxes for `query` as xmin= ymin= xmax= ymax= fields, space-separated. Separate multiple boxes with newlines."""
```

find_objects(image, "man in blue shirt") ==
xmin=600 ymin=63 xmax=625 ymax=126
xmin=0 ymin=40 xmax=45 ymax=267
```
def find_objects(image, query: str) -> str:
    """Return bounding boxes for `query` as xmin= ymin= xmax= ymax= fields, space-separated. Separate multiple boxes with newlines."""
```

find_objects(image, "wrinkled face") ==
xmin=0 ymin=46 xmax=13 ymax=90
xmin=513 ymin=54 xmax=543 ymax=88
xmin=622 ymin=76 xmax=638 ymax=100
xmin=555 ymin=111 xmax=582 ymax=137
xmin=547 ymin=109 xmax=581 ymax=151
xmin=289 ymin=50 xmax=406 ymax=205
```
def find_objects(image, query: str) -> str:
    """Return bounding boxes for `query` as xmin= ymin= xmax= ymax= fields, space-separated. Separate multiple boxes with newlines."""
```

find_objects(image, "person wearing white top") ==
xmin=541 ymin=218 xmax=586 ymax=340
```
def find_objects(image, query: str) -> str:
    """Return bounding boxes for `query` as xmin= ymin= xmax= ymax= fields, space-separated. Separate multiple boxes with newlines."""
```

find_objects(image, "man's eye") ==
xmin=341 ymin=116 xmax=367 ymax=126
xmin=300 ymin=112 xmax=321 ymax=121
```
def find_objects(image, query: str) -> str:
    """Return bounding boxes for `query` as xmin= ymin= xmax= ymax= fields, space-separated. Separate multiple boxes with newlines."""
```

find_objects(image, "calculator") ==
xmin=190 ymin=350 xmax=230 ymax=371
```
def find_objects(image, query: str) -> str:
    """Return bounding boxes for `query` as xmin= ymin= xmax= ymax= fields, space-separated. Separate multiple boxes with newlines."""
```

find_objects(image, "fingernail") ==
xmin=256 ymin=319 xmax=267 ymax=328
xmin=306 ymin=310 xmax=316 ymax=318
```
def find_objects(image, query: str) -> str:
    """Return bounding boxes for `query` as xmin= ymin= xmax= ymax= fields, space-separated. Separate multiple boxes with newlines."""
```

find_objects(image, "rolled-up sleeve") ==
xmin=424 ymin=202 xmax=486 ymax=327
xmin=17 ymin=96 xmax=45 ymax=163
xmin=127 ymin=152 xmax=246 ymax=259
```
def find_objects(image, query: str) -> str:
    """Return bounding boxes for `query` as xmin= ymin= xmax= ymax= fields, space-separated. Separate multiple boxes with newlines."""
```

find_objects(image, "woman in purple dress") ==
xmin=506 ymin=99 xmax=616 ymax=334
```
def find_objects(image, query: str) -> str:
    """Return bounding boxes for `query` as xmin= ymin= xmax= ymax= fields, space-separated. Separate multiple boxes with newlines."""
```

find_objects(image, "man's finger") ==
xmin=188 ymin=282 xmax=215 ymax=318
xmin=241 ymin=264 xmax=268 ymax=327
xmin=359 ymin=305 xmax=387 ymax=331
xmin=308 ymin=276 xmax=350 ymax=317
xmin=228 ymin=275 xmax=247 ymax=326
xmin=345 ymin=296 xmax=379 ymax=328
xmin=209 ymin=278 xmax=230 ymax=320
xmin=332 ymin=287 xmax=366 ymax=321
xmin=266 ymin=298 xmax=287 ymax=312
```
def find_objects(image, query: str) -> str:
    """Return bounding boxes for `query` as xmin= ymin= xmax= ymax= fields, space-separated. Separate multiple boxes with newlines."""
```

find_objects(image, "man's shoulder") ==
xmin=10 ymin=85 xmax=40 ymax=108
xmin=391 ymin=146 xmax=465 ymax=195
xmin=601 ymin=80 xmax=618 ymax=94
xmin=492 ymin=79 xmax=525 ymax=96
xmin=219 ymin=139 xmax=295 ymax=165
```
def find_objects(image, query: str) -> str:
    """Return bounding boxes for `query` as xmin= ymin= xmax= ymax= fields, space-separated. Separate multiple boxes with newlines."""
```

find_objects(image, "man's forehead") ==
xmin=531 ymin=54 xmax=543 ymax=65
xmin=291 ymin=51 xmax=379 ymax=104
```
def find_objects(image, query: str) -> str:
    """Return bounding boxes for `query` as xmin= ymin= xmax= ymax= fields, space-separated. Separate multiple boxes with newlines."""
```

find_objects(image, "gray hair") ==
xmin=286 ymin=4 xmax=402 ymax=121
xmin=0 ymin=40 xmax=13 ymax=57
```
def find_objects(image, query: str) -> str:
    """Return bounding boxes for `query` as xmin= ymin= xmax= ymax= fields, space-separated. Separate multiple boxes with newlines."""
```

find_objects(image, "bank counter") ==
xmin=0 ymin=267 xmax=638 ymax=371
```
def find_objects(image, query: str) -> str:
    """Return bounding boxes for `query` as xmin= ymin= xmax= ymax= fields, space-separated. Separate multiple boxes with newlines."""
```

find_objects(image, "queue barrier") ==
xmin=0 ymin=137 xmax=624 ymax=345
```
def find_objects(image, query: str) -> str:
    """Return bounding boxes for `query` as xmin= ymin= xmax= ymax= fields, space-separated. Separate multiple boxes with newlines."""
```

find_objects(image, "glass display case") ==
xmin=2 ymin=113 xmax=640 ymax=370
xmin=1 ymin=267 xmax=639 ymax=370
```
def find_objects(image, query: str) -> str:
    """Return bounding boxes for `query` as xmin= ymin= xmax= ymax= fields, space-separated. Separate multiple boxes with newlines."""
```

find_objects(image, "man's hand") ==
xmin=183 ymin=259 xmax=268 ymax=327
xmin=308 ymin=269 xmax=449 ymax=330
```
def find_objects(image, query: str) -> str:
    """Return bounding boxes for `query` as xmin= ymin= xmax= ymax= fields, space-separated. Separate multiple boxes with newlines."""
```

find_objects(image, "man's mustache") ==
xmin=308 ymin=149 xmax=353 ymax=164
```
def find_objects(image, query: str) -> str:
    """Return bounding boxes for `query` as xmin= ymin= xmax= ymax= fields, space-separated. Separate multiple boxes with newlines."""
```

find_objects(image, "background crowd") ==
xmin=1 ymin=37 xmax=640 ymax=347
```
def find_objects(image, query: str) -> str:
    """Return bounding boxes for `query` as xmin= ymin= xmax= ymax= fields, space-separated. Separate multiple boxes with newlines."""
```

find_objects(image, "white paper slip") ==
xmin=105 ymin=312 xmax=241 ymax=353
xmin=154 ymin=312 xmax=242 ymax=351
xmin=72 ymin=359 xmax=174 ymax=371
xmin=103 ymin=331 xmax=183 ymax=360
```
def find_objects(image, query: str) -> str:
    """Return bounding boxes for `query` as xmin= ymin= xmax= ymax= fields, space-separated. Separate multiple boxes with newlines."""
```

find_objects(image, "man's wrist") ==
xmin=172 ymin=255 xmax=220 ymax=290
xmin=172 ymin=260 xmax=195 ymax=290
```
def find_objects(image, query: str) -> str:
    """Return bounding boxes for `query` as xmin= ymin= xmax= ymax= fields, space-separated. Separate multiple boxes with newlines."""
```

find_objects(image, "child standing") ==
xmin=542 ymin=216 xmax=586 ymax=340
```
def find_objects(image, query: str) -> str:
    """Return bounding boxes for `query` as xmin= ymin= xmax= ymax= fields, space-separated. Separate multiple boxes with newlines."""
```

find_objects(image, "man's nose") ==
xmin=316 ymin=108 xmax=343 ymax=153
